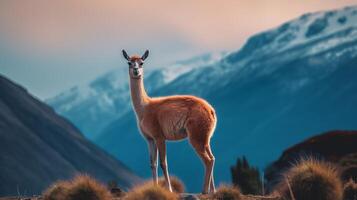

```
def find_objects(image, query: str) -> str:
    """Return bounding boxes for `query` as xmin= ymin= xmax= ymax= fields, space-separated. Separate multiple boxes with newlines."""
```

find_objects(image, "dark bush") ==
xmin=231 ymin=156 xmax=262 ymax=195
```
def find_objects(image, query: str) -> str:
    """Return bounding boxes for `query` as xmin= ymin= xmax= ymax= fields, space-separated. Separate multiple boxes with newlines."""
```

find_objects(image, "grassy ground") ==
xmin=0 ymin=194 xmax=281 ymax=200
xmin=3 ymin=159 xmax=350 ymax=200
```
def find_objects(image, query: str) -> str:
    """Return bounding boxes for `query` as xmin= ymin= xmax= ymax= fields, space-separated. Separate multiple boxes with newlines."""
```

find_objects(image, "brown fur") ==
xmin=141 ymin=95 xmax=216 ymax=142
xmin=125 ymin=52 xmax=217 ymax=194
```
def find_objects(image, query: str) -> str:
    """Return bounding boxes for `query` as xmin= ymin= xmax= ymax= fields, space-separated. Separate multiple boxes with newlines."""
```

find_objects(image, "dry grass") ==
xmin=42 ymin=181 xmax=69 ymax=200
xmin=211 ymin=185 xmax=242 ymax=200
xmin=343 ymin=179 xmax=357 ymax=200
xmin=158 ymin=176 xmax=185 ymax=193
xmin=124 ymin=181 xmax=178 ymax=200
xmin=42 ymin=175 xmax=112 ymax=200
xmin=276 ymin=158 xmax=343 ymax=200
xmin=65 ymin=175 xmax=112 ymax=200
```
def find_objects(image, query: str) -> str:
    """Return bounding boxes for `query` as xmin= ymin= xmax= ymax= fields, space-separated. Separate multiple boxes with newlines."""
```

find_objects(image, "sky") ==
xmin=0 ymin=0 xmax=356 ymax=99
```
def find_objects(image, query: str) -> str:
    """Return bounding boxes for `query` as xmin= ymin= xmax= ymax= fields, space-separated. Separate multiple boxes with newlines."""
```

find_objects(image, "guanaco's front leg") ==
xmin=156 ymin=139 xmax=173 ymax=192
xmin=147 ymin=138 xmax=158 ymax=184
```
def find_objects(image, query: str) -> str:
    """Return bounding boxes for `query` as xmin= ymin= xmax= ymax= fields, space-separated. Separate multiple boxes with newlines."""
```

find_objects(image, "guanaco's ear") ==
xmin=122 ymin=50 xmax=130 ymax=61
xmin=141 ymin=50 xmax=149 ymax=61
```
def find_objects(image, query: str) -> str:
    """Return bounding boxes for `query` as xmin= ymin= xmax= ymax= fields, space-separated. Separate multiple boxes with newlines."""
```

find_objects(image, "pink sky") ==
xmin=0 ymin=0 xmax=356 ymax=98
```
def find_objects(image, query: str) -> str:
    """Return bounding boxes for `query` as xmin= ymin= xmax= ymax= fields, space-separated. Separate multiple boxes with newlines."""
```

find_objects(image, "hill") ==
xmin=265 ymin=130 xmax=357 ymax=190
xmin=0 ymin=75 xmax=141 ymax=196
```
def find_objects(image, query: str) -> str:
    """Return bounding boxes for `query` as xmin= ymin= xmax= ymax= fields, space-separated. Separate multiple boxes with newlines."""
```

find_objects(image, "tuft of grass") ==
xmin=276 ymin=158 xmax=343 ymax=200
xmin=158 ymin=176 xmax=185 ymax=193
xmin=43 ymin=181 xmax=69 ymax=200
xmin=124 ymin=181 xmax=178 ymax=200
xmin=343 ymin=179 xmax=357 ymax=200
xmin=43 ymin=175 xmax=113 ymax=200
xmin=211 ymin=185 xmax=242 ymax=200
xmin=65 ymin=175 xmax=112 ymax=200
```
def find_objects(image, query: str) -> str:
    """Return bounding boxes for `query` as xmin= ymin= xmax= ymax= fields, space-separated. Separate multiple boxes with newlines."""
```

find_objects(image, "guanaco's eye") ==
xmin=139 ymin=62 xmax=144 ymax=66
xmin=128 ymin=62 xmax=132 ymax=65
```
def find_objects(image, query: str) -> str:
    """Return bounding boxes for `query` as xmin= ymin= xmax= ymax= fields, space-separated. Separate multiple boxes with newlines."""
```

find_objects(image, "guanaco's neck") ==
xmin=129 ymin=76 xmax=150 ymax=119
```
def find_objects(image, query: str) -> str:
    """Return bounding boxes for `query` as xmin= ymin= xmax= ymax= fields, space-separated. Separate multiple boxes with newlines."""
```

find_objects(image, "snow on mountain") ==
xmin=162 ymin=52 xmax=226 ymax=82
xmin=230 ymin=6 xmax=357 ymax=59
xmin=47 ymin=52 xmax=225 ymax=139
xmin=163 ymin=5 xmax=357 ymax=98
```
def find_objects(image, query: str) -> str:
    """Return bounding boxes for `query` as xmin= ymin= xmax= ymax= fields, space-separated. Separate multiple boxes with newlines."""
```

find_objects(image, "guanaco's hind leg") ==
xmin=186 ymin=117 xmax=216 ymax=194
xmin=205 ymin=145 xmax=216 ymax=193
xmin=190 ymin=142 xmax=214 ymax=194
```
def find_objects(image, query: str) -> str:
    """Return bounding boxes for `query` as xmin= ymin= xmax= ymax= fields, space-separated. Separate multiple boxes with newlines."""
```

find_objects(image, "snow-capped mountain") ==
xmin=161 ymin=5 xmax=357 ymax=97
xmin=95 ymin=5 xmax=357 ymax=191
xmin=47 ymin=52 xmax=225 ymax=139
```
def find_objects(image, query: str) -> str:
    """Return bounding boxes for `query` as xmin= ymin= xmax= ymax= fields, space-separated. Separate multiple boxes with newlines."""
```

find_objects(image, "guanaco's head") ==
xmin=122 ymin=50 xmax=149 ymax=79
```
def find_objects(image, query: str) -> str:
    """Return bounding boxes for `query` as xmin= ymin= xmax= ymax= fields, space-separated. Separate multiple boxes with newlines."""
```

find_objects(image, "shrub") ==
xmin=43 ymin=181 xmax=69 ymax=200
xmin=65 ymin=175 xmax=112 ymax=200
xmin=343 ymin=179 xmax=357 ymax=200
xmin=277 ymin=158 xmax=343 ymax=200
xmin=158 ymin=176 xmax=185 ymax=193
xmin=231 ymin=156 xmax=262 ymax=195
xmin=211 ymin=185 xmax=242 ymax=200
xmin=124 ymin=182 xmax=178 ymax=200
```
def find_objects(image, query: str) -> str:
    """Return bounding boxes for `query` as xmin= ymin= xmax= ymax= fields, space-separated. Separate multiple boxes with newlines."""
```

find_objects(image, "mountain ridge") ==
xmin=265 ymin=130 xmax=357 ymax=190
xmin=0 ymin=74 xmax=141 ymax=196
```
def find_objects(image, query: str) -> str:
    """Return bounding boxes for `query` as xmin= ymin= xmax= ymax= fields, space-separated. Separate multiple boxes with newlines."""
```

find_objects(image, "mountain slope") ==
xmin=46 ymin=53 xmax=225 ymax=140
xmin=96 ymin=6 xmax=357 ymax=191
xmin=0 ymin=74 xmax=141 ymax=196
xmin=265 ymin=130 xmax=357 ymax=190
